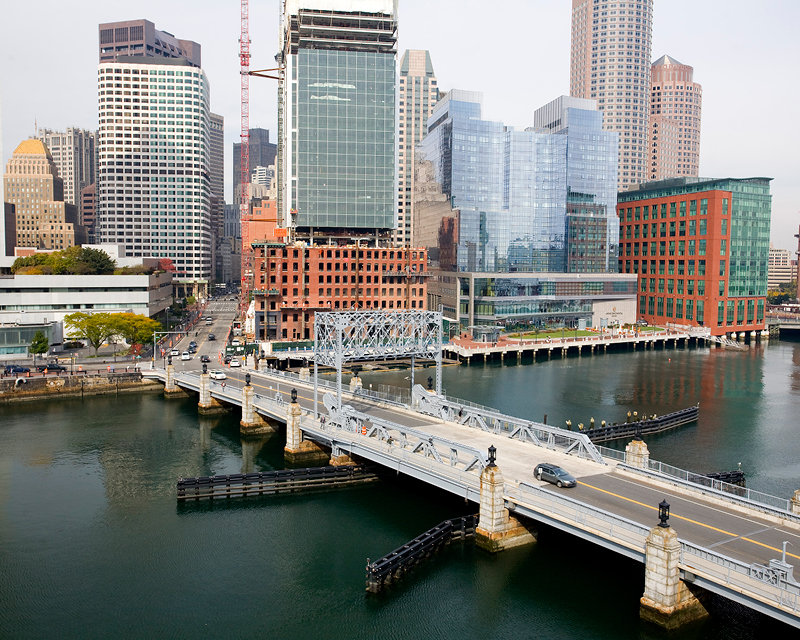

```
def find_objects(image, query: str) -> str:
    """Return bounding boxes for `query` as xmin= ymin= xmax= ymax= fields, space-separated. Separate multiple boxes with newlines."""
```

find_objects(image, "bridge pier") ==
xmin=164 ymin=363 xmax=189 ymax=398
xmin=625 ymin=437 xmax=650 ymax=468
xmin=299 ymin=366 xmax=310 ymax=381
xmin=198 ymin=371 xmax=228 ymax=415
xmin=329 ymin=444 xmax=357 ymax=467
xmin=475 ymin=452 xmax=536 ymax=553
xmin=640 ymin=523 xmax=709 ymax=629
xmin=284 ymin=394 xmax=328 ymax=465
xmin=791 ymin=489 xmax=800 ymax=515
xmin=240 ymin=383 xmax=275 ymax=435
xmin=349 ymin=375 xmax=362 ymax=393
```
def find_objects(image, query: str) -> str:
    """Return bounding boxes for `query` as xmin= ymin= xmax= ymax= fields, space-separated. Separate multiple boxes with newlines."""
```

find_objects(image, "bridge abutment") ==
xmin=284 ymin=397 xmax=328 ymax=465
xmin=198 ymin=372 xmax=228 ymax=415
xmin=240 ymin=384 xmax=276 ymax=435
xmin=640 ymin=524 xmax=708 ymax=629
xmin=476 ymin=460 xmax=536 ymax=553
xmin=330 ymin=445 xmax=357 ymax=466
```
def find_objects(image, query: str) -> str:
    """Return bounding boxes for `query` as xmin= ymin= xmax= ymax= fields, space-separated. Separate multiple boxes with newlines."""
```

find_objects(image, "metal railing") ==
xmin=595 ymin=444 xmax=627 ymax=462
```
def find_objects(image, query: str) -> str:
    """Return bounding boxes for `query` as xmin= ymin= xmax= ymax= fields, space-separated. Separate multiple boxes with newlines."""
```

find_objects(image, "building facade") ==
xmin=94 ymin=57 xmax=212 ymax=288
xmin=98 ymin=19 xmax=201 ymax=67
xmin=277 ymin=0 xmax=398 ymax=236
xmin=570 ymin=0 xmax=654 ymax=190
xmin=233 ymin=128 xmax=277 ymax=204
xmin=649 ymin=55 xmax=702 ymax=181
xmin=617 ymin=177 xmax=772 ymax=336
xmin=80 ymin=183 xmax=97 ymax=239
xmin=252 ymin=242 xmax=427 ymax=341
xmin=3 ymin=140 xmax=86 ymax=250
xmin=768 ymin=243 xmax=793 ymax=290
xmin=35 ymin=127 xmax=96 ymax=208
xmin=396 ymin=49 xmax=438 ymax=246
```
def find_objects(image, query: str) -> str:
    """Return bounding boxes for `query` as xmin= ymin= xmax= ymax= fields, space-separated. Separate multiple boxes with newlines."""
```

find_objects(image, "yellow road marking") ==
xmin=579 ymin=480 xmax=800 ymax=561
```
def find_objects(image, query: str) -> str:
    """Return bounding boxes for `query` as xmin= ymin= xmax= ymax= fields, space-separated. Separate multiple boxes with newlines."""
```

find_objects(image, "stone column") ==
xmin=198 ymin=372 xmax=227 ymax=415
xmin=791 ymin=489 xmax=800 ymax=515
xmin=299 ymin=366 xmax=310 ymax=382
xmin=284 ymin=396 xmax=327 ymax=465
xmin=240 ymin=383 xmax=275 ymax=435
xmin=164 ymin=362 xmax=189 ymax=398
xmin=349 ymin=375 xmax=362 ymax=393
xmin=640 ymin=524 xmax=708 ymax=629
xmin=475 ymin=452 xmax=536 ymax=553
xmin=625 ymin=438 xmax=650 ymax=469
xmin=258 ymin=358 xmax=268 ymax=372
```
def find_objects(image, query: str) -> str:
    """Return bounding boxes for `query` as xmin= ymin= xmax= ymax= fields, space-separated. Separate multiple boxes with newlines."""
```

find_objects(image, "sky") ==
xmin=2 ymin=0 xmax=799 ymax=250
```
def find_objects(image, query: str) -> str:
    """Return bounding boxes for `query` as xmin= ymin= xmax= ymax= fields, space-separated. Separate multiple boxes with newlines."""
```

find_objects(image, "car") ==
xmin=208 ymin=334 xmax=216 ymax=341
xmin=189 ymin=341 xmax=197 ymax=347
xmin=200 ymin=355 xmax=211 ymax=363
xmin=534 ymin=463 xmax=577 ymax=488
xmin=208 ymin=370 xmax=227 ymax=380
xmin=181 ymin=352 xmax=192 ymax=361
xmin=231 ymin=339 xmax=241 ymax=346
xmin=229 ymin=359 xmax=241 ymax=368
xmin=187 ymin=347 xmax=197 ymax=355
xmin=170 ymin=349 xmax=180 ymax=357
xmin=37 ymin=363 xmax=67 ymax=373
xmin=5 ymin=364 xmax=31 ymax=374
xmin=224 ymin=354 xmax=232 ymax=364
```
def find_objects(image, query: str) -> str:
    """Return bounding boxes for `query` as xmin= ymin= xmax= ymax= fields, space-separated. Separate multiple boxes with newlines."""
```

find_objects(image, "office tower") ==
xmin=80 ymin=183 xmax=97 ymax=239
xmin=233 ymin=128 xmax=277 ymax=204
xmin=98 ymin=20 xmax=201 ymax=67
xmin=95 ymin=56 xmax=212 ymax=289
xmin=35 ymin=127 xmax=96 ymax=207
xmin=649 ymin=55 xmax=702 ymax=181
xmin=396 ymin=50 xmax=439 ymax=246
xmin=617 ymin=177 xmax=772 ymax=336
xmin=570 ymin=0 xmax=654 ymax=190
xmin=209 ymin=113 xmax=224 ymax=280
xmin=277 ymin=0 xmax=398 ymax=236
xmin=768 ymin=243 xmax=793 ymax=290
xmin=3 ymin=139 xmax=87 ymax=249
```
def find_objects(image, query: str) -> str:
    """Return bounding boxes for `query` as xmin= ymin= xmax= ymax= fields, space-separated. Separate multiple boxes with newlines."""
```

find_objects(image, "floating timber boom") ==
xmin=585 ymin=405 xmax=699 ymax=443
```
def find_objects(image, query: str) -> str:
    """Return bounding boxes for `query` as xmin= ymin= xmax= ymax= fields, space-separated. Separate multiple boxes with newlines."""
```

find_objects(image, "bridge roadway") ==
xmin=151 ymin=366 xmax=800 ymax=627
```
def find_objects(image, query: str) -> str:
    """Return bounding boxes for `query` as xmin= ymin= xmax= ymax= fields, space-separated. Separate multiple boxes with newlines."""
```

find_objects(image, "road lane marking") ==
xmin=578 ymin=480 xmax=800 ymax=561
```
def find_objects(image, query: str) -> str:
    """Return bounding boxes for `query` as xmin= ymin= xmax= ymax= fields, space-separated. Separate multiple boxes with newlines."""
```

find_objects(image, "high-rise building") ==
xmin=649 ymin=55 xmax=702 ymax=182
xmin=95 ymin=57 xmax=212 ymax=291
xmin=233 ymin=128 xmax=277 ymax=204
xmin=80 ymin=183 xmax=97 ymax=240
xmin=617 ymin=177 xmax=772 ymax=336
xmin=570 ymin=0 xmax=654 ymax=190
xmin=3 ymin=140 xmax=87 ymax=249
xmin=98 ymin=19 xmax=201 ymax=67
xmin=396 ymin=49 xmax=439 ymax=246
xmin=277 ymin=0 xmax=398 ymax=237
xmin=35 ymin=127 xmax=96 ymax=208
xmin=209 ymin=113 xmax=224 ymax=281
xmin=768 ymin=243 xmax=794 ymax=290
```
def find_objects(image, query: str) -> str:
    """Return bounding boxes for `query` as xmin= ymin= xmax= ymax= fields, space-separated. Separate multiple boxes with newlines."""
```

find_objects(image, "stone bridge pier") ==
xmin=240 ymin=377 xmax=276 ymax=436
xmin=284 ymin=390 xmax=328 ymax=465
xmin=476 ymin=446 xmax=536 ymax=553
xmin=164 ymin=362 xmax=189 ymax=398
xmin=198 ymin=370 xmax=227 ymax=415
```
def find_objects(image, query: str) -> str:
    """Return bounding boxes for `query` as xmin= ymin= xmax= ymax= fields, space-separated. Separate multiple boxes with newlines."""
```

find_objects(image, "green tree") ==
xmin=80 ymin=247 xmax=117 ymax=275
xmin=64 ymin=312 xmax=118 ymax=356
xmin=29 ymin=330 xmax=49 ymax=364
xmin=186 ymin=295 xmax=197 ymax=305
xmin=112 ymin=314 xmax=161 ymax=351
xmin=11 ymin=247 xmax=117 ymax=276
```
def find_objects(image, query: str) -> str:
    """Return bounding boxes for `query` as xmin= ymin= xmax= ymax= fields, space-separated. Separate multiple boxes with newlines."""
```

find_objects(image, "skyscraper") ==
xmin=233 ymin=128 xmax=276 ymax=204
xmin=98 ymin=20 xmax=201 ymax=67
xmin=649 ymin=55 xmax=702 ymax=181
xmin=396 ymin=49 xmax=439 ymax=246
xmin=209 ymin=113 xmax=224 ymax=280
xmin=95 ymin=56 xmax=212 ymax=290
xmin=4 ymin=139 xmax=87 ymax=249
xmin=277 ymin=0 xmax=398 ymax=236
xmin=35 ymin=127 xmax=96 ymax=208
xmin=570 ymin=0 xmax=654 ymax=190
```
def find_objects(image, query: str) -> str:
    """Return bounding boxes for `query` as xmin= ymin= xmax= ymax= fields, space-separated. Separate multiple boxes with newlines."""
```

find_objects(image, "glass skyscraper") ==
xmin=277 ymin=0 xmax=398 ymax=235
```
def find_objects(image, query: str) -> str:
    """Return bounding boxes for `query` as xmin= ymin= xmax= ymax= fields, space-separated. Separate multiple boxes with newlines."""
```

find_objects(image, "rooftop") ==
xmin=13 ymin=139 xmax=52 ymax=158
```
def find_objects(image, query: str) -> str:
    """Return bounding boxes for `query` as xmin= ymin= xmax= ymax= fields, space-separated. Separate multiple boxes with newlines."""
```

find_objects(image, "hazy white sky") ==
xmin=2 ymin=0 xmax=798 ymax=250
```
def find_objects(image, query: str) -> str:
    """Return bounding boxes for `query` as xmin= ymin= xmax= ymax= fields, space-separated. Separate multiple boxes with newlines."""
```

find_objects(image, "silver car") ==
xmin=534 ymin=463 xmax=577 ymax=488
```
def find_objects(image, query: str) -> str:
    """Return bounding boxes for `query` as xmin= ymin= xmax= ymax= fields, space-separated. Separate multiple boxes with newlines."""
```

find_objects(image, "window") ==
xmin=721 ymin=219 xmax=728 ymax=235
xmin=686 ymin=299 xmax=694 ymax=320
xmin=719 ymin=280 xmax=725 ymax=296
xmin=699 ymin=240 xmax=706 ymax=256
xmin=657 ymin=297 xmax=664 ymax=316
xmin=719 ymin=260 xmax=726 ymax=276
xmin=697 ymin=300 xmax=704 ymax=324
xmin=666 ymin=298 xmax=674 ymax=318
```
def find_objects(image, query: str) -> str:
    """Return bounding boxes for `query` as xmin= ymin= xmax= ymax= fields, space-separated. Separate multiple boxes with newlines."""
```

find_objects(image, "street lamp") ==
xmin=487 ymin=445 xmax=497 ymax=467
xmin=658 ymin=499 xmax=670 ymax=528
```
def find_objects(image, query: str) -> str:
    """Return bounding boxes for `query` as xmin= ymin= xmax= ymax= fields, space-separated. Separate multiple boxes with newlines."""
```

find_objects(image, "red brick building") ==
xmin=617 ymin=178 xmax=771 ymax=337
xmin=252 ymin=242 xmax=429 ymax=341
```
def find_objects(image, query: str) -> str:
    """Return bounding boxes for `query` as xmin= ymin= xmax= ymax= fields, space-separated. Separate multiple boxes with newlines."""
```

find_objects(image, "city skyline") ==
xmin=1 ymin=0 xmax=799 ymax=250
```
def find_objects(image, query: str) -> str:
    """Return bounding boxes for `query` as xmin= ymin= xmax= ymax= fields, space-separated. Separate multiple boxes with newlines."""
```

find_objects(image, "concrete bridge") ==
xmin=144 ymin=365 xmax=800 ymax=630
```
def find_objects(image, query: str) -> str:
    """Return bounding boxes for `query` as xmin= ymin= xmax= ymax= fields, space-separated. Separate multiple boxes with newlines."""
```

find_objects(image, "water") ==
xmin=1 ymin=339 xmax=799 ymax=639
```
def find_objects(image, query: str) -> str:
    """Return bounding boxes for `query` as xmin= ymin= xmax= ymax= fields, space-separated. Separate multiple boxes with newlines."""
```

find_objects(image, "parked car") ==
xmin=231 ymin=339 xmax=241 ymax=347
xmin=181 ymin=352 xmax=192 ymax=361
xmin=534 ymin=463 xmax=577 ymax=488
xmin=209 ymin=370 xmax=227 ymax=380
xmin=208 ymin=334 xmax=216 ymax=341
xmin=200 ymin=355 xmax=211 ymax=363
xmin=229 ymin=359 xmax=241 ymax=368
xmin=37 ymin=363 xmax=67 ymax=373
xmin=5 ymin=364 xmax=31 ymax=374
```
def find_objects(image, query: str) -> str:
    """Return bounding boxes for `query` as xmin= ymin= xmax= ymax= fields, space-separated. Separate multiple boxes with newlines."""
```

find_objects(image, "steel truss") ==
xmin=313 ymin=310 xmax=443 ymax=413
xmin=412 ymin=385 xmax=605 ymax=464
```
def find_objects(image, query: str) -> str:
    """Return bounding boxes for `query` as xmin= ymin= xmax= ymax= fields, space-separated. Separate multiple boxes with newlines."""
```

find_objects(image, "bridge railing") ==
xmin=594 ymin=445 xmax=627 ymax=462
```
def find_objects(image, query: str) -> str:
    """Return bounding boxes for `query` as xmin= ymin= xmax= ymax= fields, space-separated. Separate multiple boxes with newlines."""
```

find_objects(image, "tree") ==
xmin=29 ymin=330 xmax=49 ymax=364
xmin=11 ymin=247 xmax=116 ymax=275
xmin=112 ymin=314 xmax=161 ymax=352
xmin=64 ymin=312 xmax=118 ymax=356
xmin=80 ymin=247 xmax=116 ymax=275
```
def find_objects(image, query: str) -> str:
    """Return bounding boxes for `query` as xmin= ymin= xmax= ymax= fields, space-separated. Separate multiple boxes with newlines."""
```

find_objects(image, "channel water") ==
xmin=1 ymin=338 xmax=799 ymax=639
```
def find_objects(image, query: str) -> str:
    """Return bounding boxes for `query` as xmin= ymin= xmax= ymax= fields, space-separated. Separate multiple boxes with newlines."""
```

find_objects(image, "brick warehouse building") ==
xmin=252 ymin=243 xmax=429 ymax=341
xmin=617 ymin=177 xmax=771 ymax=337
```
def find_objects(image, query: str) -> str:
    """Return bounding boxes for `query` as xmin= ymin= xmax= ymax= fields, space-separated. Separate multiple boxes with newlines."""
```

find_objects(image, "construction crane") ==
xmin=239 ymin=0 xmax=282 ymax=323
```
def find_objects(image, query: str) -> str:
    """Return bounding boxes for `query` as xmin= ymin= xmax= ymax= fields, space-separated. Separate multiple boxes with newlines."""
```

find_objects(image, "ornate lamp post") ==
xmin=658 ymin=499 xmax=670 ymax=528
xmin=487 ymin=445 xmax=497 ymax=467
xmin=291 ymin=388 xmax=298 ymax=404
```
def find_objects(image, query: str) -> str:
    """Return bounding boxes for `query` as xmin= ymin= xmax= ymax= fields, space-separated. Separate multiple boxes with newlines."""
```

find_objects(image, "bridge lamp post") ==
xmin=658 ymin=499 xmax=670 ymax=528
xmin=487 ymin=445 xmax=497 ymax=467
xmin=245 ymin=372 xmax=251 ymax=387
xmin=291 ymin=388 xmax=298 ymax=404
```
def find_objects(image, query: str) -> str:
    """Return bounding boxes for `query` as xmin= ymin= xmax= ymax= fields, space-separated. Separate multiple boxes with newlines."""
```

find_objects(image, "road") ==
xmin=162 ymin=299 xmax=238 ymax=374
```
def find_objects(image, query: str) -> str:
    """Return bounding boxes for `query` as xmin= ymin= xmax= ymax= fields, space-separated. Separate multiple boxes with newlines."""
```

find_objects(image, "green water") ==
xmin=1 ymin=339 xmax=798 ymax=639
